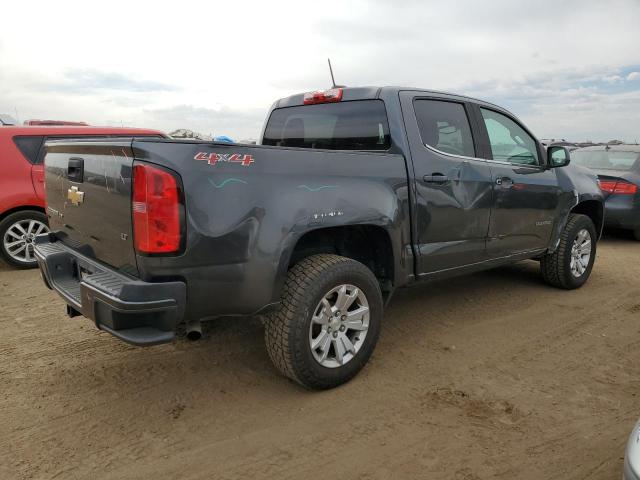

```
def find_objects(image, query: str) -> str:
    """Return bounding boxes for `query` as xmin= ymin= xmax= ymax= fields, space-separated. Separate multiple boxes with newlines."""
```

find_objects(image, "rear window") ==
xmin=414 ymin=99 xmax=475 ymax=157
xmin=262 ymin=100 xmax=391 ymax=151
xmin=571 ymin=150 xmax=639 ymax=171
xmin=13 ymin=135 xmax=45 ymax=164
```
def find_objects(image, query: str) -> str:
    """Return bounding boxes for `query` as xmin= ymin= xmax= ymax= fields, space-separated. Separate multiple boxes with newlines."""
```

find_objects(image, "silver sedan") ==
xmin=624 ymin=420 xmax=640 ymax=480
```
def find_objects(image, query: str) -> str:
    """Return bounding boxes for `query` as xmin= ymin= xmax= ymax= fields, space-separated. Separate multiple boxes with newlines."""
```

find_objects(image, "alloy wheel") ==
xmin=3 ymin=219 xmax=49 ymax=264
xmin=569 ymin=228 xmax=592 ymax=278
xmin=308 ymin=284 xmax=370 ymax=368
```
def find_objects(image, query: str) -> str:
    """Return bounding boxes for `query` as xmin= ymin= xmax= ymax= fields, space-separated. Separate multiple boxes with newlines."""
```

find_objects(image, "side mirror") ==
xmin=547 ymin=146 xmax=571 ymax=168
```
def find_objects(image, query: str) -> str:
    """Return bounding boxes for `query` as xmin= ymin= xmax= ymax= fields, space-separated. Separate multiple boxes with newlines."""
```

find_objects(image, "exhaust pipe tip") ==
xmin=186 ymin=321 xmax=202 ymax=341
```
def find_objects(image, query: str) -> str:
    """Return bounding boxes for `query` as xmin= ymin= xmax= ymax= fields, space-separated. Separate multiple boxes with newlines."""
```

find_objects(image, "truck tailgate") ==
xmin=44 ymin=140 xmax=138 ymax=273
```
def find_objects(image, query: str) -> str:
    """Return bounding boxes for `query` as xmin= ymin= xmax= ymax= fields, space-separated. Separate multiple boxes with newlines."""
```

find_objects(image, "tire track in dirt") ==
xmin=0 ymin=235 xmax=639 ymax=479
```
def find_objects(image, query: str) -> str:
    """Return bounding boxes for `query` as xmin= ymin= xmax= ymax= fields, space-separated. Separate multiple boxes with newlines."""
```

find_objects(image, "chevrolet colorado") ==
xmin=35 ymin=87 xmax=604 ymax=389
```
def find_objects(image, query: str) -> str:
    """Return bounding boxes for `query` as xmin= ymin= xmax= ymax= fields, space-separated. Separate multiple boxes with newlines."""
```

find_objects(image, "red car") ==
xmin=0 ymin=126 xmax=165 ymax=268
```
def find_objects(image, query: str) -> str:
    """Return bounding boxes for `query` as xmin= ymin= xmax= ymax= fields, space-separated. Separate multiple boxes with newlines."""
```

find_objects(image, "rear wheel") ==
xmin=0 ymin=210 xmax=49 ymax=269
xmin=540 ymin=214 xmax=596 ymax=289
xmin=264 ymin=254 xmax=383 ymax=390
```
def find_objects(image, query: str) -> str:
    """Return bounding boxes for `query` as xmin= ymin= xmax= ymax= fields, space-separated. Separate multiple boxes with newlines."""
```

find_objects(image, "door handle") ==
xmin=496 ymin=176 xmax=513 ymax=188
xmin=424 ymin=173 xmax=449 ymax=184
xmin=68 ymin=157 xmax=84 ymax=183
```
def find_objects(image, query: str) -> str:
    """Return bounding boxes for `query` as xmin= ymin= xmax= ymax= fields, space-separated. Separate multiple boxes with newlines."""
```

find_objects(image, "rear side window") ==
xmin=480 ymin=108 xmax=539 ymax=166
xmin=262 ymin=100 xmax=390 ymax=150
xmin=13 ymin=135 xmax=44 ymax=164
xmin=414 ymin=99 xmax=475 ymax=157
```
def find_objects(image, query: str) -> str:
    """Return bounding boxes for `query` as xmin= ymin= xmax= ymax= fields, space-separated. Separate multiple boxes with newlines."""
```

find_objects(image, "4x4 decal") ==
xmin=194 ymin=152 xmax=254 ymax=166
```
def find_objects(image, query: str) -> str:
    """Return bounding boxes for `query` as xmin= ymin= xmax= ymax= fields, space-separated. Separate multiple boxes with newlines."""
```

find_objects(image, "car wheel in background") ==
xmin=264 ymin=254 xmax=383 ymax=390
xmin=0 ymin=210 xmax=49 ymax=269
xmin=540 ymin=213 xmax=597 ymax=290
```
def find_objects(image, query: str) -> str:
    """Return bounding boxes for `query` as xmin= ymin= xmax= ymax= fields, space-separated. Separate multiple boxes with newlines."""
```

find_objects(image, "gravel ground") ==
xmin=1 ymin=233 xmax=639 ymax=480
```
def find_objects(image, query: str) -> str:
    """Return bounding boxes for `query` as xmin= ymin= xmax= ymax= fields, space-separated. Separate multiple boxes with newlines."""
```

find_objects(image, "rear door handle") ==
xmin=496 ymin=176 xmax=513 ymax=188
xmin=68 ymin=157 xmax=84 ymax=183
xmin=423 ymin=174 xmax=449 ymax=184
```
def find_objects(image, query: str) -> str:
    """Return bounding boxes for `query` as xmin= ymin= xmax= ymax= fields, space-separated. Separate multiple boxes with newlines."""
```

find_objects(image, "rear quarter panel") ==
xmin=132 ymin=140 xmax=412 ymax=320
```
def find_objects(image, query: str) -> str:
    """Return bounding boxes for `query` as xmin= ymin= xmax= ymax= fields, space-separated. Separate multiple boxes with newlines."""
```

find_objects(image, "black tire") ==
xmin=0 ymin=210 xmax=48 ymax=269
xmin=264 ymin=254 xmax=383 ymax=390
xmin=540 ymin=214 xmax=597 ymax=289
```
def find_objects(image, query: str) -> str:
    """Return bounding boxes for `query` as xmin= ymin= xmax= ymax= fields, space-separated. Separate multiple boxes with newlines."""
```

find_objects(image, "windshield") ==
xmin=571 ymin=149 xmax=639 ymax=171
xmin=262 ymin=100 xmax=391 ymax=151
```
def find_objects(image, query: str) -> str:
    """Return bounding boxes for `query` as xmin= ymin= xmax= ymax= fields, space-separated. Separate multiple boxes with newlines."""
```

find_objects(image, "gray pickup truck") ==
xmin=35 ymin=87 xmax=604 ymax=389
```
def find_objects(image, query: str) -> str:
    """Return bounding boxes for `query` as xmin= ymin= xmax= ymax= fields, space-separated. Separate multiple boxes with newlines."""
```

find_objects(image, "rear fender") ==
xmin=132 ymin=140 xmax=414 ymax=320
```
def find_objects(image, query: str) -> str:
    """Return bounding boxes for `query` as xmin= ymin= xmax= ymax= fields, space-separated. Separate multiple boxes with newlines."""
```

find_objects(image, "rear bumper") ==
xmin=34 ymin=234 xmax=185 ymax=346
xmin=604 ymin=197 xmax=640 ymax=230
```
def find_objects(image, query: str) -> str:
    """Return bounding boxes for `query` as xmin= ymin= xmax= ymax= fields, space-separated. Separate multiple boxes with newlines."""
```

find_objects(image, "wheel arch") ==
xmin=570 ymin=200 xmax=604 ymax=239
xmin=548 ymin=199 xmax=604 ymax=254
xmin=0 ymin=205 xmax=47 ymax=223
xmin=276 ymin=224 xmax=396 ymax=303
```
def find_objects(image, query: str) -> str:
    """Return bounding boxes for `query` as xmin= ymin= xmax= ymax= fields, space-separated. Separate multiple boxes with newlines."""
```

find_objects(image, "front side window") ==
xmin=480 ymin=109 xmax=539 ymax=166
xmin=414 ymin=99 xmax=475 ymax=157
xmin=262 ymin=100 xmax=390 ymax=151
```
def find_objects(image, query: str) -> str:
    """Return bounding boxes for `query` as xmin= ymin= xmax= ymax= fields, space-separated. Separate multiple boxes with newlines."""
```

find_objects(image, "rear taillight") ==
xmin=132 ymin=163 xmax=183 ymax=254
xmin=598 ymin=179 xmax=638 ymax=195
xmin=613 ymin=181 xmax=638 ymax=194
xmin=303 ymin=88 xmax=343 ymax=105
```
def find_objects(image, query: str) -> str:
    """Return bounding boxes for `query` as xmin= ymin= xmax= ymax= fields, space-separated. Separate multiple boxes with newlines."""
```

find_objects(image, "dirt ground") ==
xmin=1 ymin=234 xmax=639 ymax=480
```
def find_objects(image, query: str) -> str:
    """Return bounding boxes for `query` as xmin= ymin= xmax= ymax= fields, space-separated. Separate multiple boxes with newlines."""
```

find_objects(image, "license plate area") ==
xmin=71 ymin=259 xmax=97 ymax=282
xmin=79 ymin=265 xmax=94 ymax=281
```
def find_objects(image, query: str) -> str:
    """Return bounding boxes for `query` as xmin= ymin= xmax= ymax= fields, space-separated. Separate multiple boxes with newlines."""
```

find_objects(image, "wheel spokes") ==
xmin=312 ymin=298 xmax=332 ymax=325
xmin=311 ymin=330 xmax=329 ymax=350
xmin=6 ymin=229 xmax=22 ymax=240
xmin=340 ymin=335 xmax=355 ymax=355
xmin=335 ymin=286 xmax=359 ymax=312
xmin=5 ymin=240 xmax=24 ymax=250
xmin=579 ymin=240 xmax=591 ymax=254
xmin=344 ymin=306 xmax=369 ymax=331
xmin=333 ymin=336 xmax=346 ymax=365
xmin=317 ymin=334 xmax=332 ymax=362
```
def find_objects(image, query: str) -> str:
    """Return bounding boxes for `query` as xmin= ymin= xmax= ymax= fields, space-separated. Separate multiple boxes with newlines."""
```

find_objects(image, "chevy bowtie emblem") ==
xmin=67 ymin=186 xmax=85 ymax=206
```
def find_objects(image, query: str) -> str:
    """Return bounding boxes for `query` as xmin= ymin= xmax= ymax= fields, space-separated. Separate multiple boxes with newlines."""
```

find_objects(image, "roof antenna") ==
xmin=328 ymin=58 xmax=337 ymax=88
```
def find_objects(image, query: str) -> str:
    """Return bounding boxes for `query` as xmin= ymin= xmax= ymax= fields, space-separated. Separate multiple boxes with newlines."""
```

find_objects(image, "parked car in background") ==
xmin=24 ymin=120 xmax=89 ymax=126
xmin=0 ymin=114 xmax=19 ymax=126
xmin=34 ymin=86 xmax=603 ymax=389
xmin=624 ymin=419 xmax=640 ymax=480
xmin=0 ymin=125 xmax=165 ymax=268
xmin=571 ymin=145 xmax=640 ymax=240
xmin=541 ymin=139 xmax=579 ymax=151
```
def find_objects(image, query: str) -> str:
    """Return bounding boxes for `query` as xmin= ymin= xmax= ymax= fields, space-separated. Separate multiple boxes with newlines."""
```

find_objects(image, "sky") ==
xmin=1 ymin=0 xmax=640 ymax=142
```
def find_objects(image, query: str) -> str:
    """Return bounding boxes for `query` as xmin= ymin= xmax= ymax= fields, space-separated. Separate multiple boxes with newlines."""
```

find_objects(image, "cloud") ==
xmin=141 ymin=104 xmax=268 ymax=140
xmin=602 ymin=75 xmax=623 ymax=84
xmin=55 ymin=69 xmax=179 ymax=94
xmin=1 ymin=0 xmax=640 ymax=141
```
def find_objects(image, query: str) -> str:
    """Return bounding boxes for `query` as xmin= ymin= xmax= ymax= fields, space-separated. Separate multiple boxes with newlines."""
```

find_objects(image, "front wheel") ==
xmin=0 ymin=210 xmax=49 ymax=269
xmin=540 ymin=214 xmax=597 ymax=289
xmin=264 ymin=254 xmax=383 ymax=390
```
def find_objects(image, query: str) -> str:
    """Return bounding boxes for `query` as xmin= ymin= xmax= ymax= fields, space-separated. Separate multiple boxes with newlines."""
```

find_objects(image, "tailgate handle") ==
xmin=68 ymin=157 xmax=84 ymax=183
